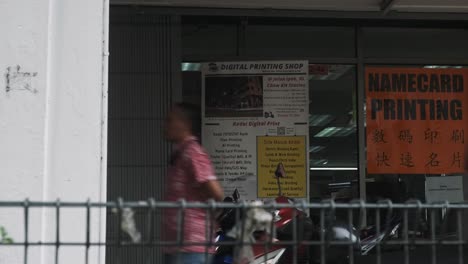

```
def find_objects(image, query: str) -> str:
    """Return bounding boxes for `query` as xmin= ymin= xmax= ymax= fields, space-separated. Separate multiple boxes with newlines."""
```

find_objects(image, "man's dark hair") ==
xmin=173 ymin=102 xmax=201 ymax=135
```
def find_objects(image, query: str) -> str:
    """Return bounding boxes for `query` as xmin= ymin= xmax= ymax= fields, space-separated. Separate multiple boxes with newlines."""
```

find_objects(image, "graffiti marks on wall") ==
xmin=5 ymin=65 xmax=38 ymax=93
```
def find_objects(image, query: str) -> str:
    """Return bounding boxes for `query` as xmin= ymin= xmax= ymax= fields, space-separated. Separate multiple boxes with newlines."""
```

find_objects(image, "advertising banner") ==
xmin=201 ymin=61 xmax=309 ymax=200
xmin=366 ymin=67 xmax=468 ymax=174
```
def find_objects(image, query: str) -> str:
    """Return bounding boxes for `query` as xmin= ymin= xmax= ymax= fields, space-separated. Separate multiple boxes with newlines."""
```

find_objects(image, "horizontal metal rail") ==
xmin=1 ymin=199 xmax=468 ymax=209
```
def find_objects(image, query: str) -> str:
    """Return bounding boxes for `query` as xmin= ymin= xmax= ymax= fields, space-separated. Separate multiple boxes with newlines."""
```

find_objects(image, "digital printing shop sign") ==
xmin=366 ymin=67 xmax=468 ymax=174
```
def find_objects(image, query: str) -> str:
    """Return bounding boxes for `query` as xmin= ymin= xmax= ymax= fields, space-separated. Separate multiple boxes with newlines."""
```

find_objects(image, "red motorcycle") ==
xmin=214 ymin=164 xmax=313 ymax=264
xmin=214 ymin=163 xmax=359 ymax=264
xmin=266 ymin=163 xmax=314 ymax=263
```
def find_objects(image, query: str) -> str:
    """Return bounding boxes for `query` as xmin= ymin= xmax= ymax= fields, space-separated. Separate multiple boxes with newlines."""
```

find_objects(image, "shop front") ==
xmin=177 ymin=15 xmax=468 ymax=204
xmin=106 ymin=4 xmax=468 ymax=262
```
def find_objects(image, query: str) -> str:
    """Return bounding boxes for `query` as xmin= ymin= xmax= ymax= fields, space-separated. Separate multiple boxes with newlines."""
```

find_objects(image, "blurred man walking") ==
xmin=163 ymin=103 xmax=224 ymax=264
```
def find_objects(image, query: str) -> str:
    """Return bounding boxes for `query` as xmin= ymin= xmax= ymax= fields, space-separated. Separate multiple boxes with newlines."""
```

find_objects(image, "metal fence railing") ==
xmin=0 ymin=199 xmax=467 ymax=264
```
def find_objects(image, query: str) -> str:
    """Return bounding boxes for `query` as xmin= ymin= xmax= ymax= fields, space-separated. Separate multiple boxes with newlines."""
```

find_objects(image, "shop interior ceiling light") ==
xmin=310 ymin=159 xmax=328 ymax=166
xmin=310 ymin=167 xmax=358 ymax=170
xmin=328 ymin=181 xmax=352 ymax=186
xmin=309 ymin=114 xmax=334 ymax=126
xmin=313 ymin=125 xmax=356 ymax=137
xmin=181 ymin=62 xmax=201 ymax=71
xmin=309 ymin=145 xmax=326 ymax=153
xmin=423 ymin=65 xmax=463 ymax=69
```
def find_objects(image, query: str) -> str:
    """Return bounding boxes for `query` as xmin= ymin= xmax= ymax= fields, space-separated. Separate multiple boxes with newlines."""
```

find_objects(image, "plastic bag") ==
xmin=226 ymin=201 xmax=273 ymax=264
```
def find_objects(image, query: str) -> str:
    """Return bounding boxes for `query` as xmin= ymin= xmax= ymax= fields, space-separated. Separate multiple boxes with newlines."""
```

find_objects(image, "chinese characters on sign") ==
xmin=366 ymin=67 xmax=468 ymax=174
xmin=400 ymin=152 xmax=414 ymax=168
xmin=399 ymin=130 xmax=413 ymax=144
xmin=452 ymin=152 xmax=462 ymax=168
xmin=425 ymin=153 xmax=440 ymax=168
xmin=424 ymin=129 xmax=440 ymax=144
xmin=373 ymin=129 xmax=387 ymax=144
xmin=376 ymin=152 xmax=390 ymax=167
xmin=451 ymin=129 xmax=464 ymax=144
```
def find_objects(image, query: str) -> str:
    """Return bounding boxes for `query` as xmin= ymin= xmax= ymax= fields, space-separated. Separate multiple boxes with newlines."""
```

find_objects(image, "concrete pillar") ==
xmin=0 ymin=0 xmax=108 ymax=263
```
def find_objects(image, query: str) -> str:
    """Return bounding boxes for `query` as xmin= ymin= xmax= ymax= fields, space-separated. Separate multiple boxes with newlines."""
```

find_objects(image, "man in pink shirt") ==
xmin=163 ymin=103 xmax=224 ymax=264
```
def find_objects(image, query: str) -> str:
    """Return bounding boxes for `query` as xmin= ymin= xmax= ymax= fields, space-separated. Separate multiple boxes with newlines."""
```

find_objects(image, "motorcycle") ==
xmin=213 ymin=188 xmax=288 ymax=264
xmin=359 ymin=214 xmax=402 ymax=255
xmin=213 ymin=163 xmax=363 ymax=264
xmin=267 ymin=163 xmax=314 ymax=263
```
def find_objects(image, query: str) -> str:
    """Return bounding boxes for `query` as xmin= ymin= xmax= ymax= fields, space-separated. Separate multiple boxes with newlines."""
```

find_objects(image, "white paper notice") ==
xmin=201 ymin=61 xmax=309 ymax=201
xmin=425 ymin=176 xmax=464 ymax=203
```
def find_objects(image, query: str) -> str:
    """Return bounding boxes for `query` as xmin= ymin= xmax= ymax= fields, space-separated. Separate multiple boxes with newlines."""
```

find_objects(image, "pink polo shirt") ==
xmin=163 ymin=136 xmax=218 ymax=253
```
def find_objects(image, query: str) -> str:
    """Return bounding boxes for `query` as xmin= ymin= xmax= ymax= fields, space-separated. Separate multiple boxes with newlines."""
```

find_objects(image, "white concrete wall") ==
xmin=0 ymin=0 xmax=108 ymax=263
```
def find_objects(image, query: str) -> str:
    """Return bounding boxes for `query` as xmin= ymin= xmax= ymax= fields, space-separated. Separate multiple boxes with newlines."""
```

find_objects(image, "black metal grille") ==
xmin=0 ymin=199 xmax=467 ymax=264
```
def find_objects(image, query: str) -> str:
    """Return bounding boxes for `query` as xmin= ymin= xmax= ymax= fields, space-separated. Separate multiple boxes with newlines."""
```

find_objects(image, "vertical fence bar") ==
xmin=55 ymin=199 xmax=60 ymax=264
xmin=376 ymin=206 xmax=381 ymax=264
xmin=301 ymin=200 xmax=307 ymax=264
xmin=264 ymin=202 xmax=270 ymax=264
xmin=23 ymin=199 xmax=29 ymax=264
xmin=403 ymin=207 xmax=409 ymax=264
xmin=176 ymin=199 xmax=187 ymax=264
xmin=268 ymin=201 xmax=278 ymax=264
xmin=440 ymin=202 xmax=450 ymax=243
xmin=207 ymin=200 xmax=216 ymax=264
xmin=358 ymin=200 xmax=365 ymax=253
xmin=411 ymin=201 xmax=422 ymax=249
xmin=348 ymin=207 xmax=354 ymax=264
xmin=85 ymin=199 xmax=91 ymax=264
xmin=116 ymin=198 xmax=123 ymax=264
xmin=204 ymin=202 xmax=209 ymax=264
xmin=430 ymin=208 xmax=437 ymax=264
xmin=320 ymin=203 xmax=326 ymax=264
xmin=263 ymin=227 xmax=268 ymax=264
xmin=234 ymin=201 xmax=241 ymax=261
xmin=292 ymin=204 xmax=298 ymax=264
xmin=383 ymin=200 xmax=393 ymax=254
xmin=145 ymin=198 xmax=156 ymax=264
xmin=238 ymin=201 xmax=247 ymax=263
xmin=271 ymin=201 xmax=277 ymax=236
xmin=457 ymin=209 xmax=463 ymax=264
xmin=329 ymin=200 xmax=337 ymax=264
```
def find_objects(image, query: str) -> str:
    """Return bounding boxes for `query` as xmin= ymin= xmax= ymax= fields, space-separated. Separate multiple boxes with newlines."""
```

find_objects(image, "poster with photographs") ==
xmin=202 ymin=61 xmax=309 ymax=201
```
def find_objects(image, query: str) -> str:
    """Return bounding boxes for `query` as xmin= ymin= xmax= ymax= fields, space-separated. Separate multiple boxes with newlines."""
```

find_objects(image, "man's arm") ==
xmin=201 ymin=180 xmax=224 ymax=202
